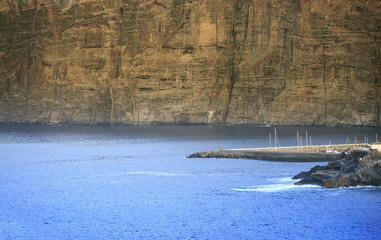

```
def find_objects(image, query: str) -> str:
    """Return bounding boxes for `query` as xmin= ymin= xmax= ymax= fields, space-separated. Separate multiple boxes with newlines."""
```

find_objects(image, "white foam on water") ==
xmin=232 ymin=184 xmax=320 ymax=193
xmin=71 ymin=171 xmax=190 ymax=183
xmin=231 ymin=177 xmax=320 ymax=193
xmin=347 ymin=185 xmax=381 ymax=190
xmin=232 ymin=184 xmax=295 ymax=193
xmin=123 ymin=171 xmax=187 ymax=177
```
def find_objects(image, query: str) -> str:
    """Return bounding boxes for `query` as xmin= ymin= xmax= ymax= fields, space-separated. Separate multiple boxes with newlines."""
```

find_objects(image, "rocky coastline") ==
xmin=293 ymin=151 xmax=381 ymax=188
xmin=188 ymin=148 xmax=381 ymax=188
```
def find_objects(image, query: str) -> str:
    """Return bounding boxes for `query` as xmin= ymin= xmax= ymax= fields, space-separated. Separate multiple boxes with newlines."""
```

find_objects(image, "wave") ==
xmin=71 ymin=171 xmax=191 ymax=183
xmin=347 ymin=185 xmax=381 ymax=190
xmin=231 ymin=177 xmax=320 ymax=193
xmin=123 ymin=171 xmax=188 ymax=177
xmin=268 ymin=177 xmax=295 ymax=183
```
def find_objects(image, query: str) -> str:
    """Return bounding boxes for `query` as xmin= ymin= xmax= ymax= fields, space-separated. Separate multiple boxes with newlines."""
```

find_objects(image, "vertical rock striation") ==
xmin=0 ymin=0 xmax=380 ymax=126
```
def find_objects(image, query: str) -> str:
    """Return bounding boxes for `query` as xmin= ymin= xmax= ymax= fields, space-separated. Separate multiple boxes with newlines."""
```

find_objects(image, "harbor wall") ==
xmin=188 ymin=150 xmax=342 ymax=162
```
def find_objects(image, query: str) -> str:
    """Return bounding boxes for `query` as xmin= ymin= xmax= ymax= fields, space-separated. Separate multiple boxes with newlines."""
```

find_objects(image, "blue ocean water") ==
xmin=0 ymin=125 xmax=380 ymax=240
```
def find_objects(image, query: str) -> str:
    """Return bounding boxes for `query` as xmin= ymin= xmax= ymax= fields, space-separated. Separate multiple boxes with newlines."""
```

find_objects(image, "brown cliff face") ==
xmin=0 ymin=0 xmax=380 ymax=126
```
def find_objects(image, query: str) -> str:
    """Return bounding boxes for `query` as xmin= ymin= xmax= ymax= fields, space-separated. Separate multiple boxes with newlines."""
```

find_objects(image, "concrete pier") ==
xmin=229 ymin=144 xmax=370 ymax=153
xmin=188 ymin=144 xmax=370 ymax=162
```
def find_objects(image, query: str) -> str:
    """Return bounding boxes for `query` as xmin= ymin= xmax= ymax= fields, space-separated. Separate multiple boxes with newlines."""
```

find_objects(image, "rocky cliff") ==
xmin=0 ymin=0 xmax=380 ymax=126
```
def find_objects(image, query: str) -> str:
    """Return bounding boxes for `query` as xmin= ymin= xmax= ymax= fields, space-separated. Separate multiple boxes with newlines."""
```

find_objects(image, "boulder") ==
xmin=292 ymin=165 xmax=326 ymax=180
xmin=294 ymin=151 xmax=381 ymax=188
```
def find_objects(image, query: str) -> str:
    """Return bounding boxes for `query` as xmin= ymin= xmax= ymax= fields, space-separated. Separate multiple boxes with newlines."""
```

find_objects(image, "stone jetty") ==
xmin=187 ymin=144 xmax=371 ymax=162
xmin=187 ymin=149 xmax=342 ymax=162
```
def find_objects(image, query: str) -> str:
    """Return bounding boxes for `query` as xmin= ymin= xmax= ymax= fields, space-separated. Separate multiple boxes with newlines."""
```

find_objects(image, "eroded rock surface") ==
xmin=0 ymin=0 xmax=380 ymax=125
xmin=293 ymin=151 xmax=381 ymax=188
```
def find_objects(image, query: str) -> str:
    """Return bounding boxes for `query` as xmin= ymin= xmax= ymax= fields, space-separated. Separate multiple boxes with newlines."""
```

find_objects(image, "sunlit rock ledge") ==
xmin=293 ymin=151 xmax=381 ymax=188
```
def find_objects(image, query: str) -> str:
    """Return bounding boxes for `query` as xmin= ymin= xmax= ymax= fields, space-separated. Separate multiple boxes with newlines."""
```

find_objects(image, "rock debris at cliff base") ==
xmin=0 ymin=0 xmax=380 ymax=126
xmin=293 ymin=151 xmax=381 ymax=188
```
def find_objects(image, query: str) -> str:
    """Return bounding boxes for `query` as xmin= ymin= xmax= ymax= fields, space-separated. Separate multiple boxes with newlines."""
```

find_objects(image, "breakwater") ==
xmin=187 ymin=144 xmax=372 ymax=162
xmin=188 ymin=150 xmax=342 ymax=162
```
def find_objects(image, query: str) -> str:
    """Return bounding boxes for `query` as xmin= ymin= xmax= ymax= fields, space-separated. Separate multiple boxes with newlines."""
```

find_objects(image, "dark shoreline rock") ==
xmin=293 ymin=151 xmax=381 ymax=188
xmin=187 ymin=151 xmax=241 ymax=159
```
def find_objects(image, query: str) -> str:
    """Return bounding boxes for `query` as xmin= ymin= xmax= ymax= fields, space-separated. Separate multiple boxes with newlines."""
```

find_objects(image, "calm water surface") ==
xmin=0 ymin=125 xmax=380 ymax=239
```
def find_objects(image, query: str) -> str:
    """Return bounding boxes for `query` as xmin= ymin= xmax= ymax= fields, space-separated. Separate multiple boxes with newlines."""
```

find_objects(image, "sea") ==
xmin=0 ymin=125 xmax=380 ymax=240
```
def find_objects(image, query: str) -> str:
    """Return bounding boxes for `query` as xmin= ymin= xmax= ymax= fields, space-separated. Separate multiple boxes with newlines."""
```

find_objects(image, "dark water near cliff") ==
xmin=0 ymin=125 xmax=380 ymax=240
